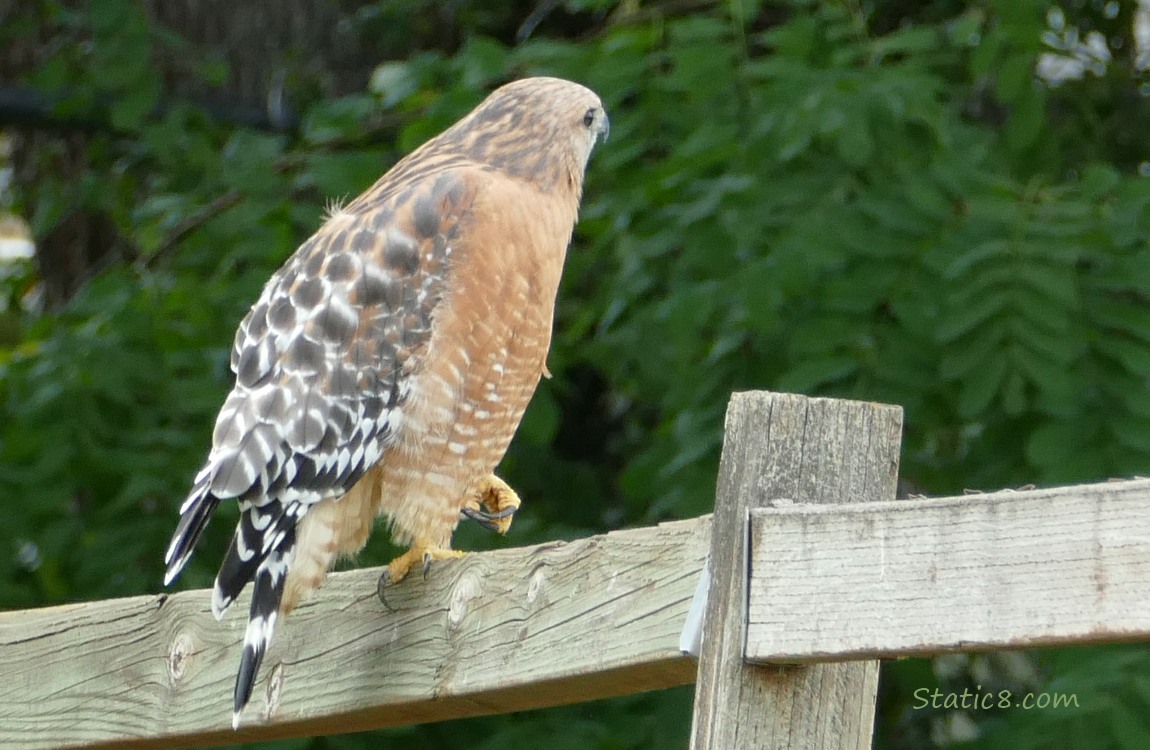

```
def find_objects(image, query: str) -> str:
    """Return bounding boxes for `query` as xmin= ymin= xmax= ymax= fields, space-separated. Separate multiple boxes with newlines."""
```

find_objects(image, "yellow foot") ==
xmin=377 ymin=544 xmax=465 ymax=608
xmin=460 ymin=474 xmax=522 ymax=535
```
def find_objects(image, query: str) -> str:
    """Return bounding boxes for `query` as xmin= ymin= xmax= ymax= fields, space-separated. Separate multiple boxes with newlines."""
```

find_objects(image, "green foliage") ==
xmin=3 ymin=0 xmax=1150 ymax=748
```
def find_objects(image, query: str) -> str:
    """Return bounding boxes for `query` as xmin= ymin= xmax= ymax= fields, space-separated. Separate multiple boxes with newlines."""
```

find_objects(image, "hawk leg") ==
xmin=377 ymin=543 xmax=465 ymax=608
xmin=460 ymin=474 xmax=522 ymax=535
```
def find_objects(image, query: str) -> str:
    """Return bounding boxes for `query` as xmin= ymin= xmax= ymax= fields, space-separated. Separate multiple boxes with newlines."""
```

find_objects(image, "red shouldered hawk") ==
xmin=162 ymin=77 xmax=609 ymax=727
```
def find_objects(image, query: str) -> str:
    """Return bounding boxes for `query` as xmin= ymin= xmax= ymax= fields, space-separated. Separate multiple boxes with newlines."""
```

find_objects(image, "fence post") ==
xmin=689 ymin=391 xmax=904 ymax=749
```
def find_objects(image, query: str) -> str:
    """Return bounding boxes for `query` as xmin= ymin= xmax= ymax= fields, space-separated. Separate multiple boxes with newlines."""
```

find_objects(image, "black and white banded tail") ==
xmin=165 ymin=466 xmax=304 ymax=727
xmin=227 ymin=519 xmax=296 ymax=728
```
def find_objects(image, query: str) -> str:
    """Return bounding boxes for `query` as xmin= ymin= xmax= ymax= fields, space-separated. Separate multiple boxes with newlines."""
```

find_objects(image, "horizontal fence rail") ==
xmin=746 ymin=479 xmax=1150 ymax=662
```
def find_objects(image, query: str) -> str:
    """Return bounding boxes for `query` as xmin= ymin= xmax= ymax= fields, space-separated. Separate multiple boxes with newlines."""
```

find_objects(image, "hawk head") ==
xmin=437 ymin=76 xmax=609 ymax=189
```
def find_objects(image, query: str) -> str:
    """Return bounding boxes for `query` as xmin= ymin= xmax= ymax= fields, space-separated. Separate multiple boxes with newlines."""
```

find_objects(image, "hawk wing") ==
xmin=163 ymin=166 xmax=473 ymax=714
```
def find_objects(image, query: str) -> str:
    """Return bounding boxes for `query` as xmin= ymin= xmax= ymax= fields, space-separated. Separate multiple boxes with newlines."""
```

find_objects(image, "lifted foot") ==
xmin=460 ymin=474 xmax=522 ymax=535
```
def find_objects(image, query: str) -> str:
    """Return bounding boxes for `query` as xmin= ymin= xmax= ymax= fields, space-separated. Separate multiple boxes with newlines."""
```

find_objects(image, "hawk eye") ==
xmin=582 ymin=108 xmax=597 ymax=128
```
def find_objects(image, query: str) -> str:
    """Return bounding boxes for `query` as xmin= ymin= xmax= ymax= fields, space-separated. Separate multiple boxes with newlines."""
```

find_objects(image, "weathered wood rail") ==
xmin=2 ymin=391 xmax=1148 ymax=749
xmin=746 ymin=481 xmax=1150 ymax=662
xmin=0 ymin=518 xmax=709 ymax=749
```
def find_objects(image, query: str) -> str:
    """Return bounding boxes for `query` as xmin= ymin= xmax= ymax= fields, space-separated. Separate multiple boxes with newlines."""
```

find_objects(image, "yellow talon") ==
xmin=377 ymin=543 xmax=466 ymax=608
xmin=387 ymin=545 xmax=465 ymax=583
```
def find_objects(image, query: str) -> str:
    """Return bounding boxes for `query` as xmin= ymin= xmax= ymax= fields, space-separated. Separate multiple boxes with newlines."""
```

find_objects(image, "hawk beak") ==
xmin=599 ymin=113 xmax=610 ymax=143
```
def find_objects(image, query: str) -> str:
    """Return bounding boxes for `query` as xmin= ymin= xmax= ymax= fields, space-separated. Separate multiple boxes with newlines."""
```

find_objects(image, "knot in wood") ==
xmin=167 ymin=632 xmax=195 ymax=684
xmin=526 ymin=568 xmax=547 ymax=604
xmin=447 ymin=569 xmax=483 ymax=630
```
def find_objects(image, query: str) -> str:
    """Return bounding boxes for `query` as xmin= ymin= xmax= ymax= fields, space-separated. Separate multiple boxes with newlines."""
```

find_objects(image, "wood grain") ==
xmin=689 ymin=391 xmax=904 ymax=750
xmin=747 ymin=479 xmax=1150 ymax=662
xmin=0 ymin=517 xmax=709 ymax=750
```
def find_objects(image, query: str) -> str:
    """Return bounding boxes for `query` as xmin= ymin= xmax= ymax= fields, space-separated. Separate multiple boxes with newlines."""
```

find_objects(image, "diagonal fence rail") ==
xmin=0 ymin=518 xmax=709 ymax=749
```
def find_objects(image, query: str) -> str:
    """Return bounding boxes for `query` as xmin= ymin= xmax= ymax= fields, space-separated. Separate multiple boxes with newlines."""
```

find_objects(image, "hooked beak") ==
xmin=598 ymin=112 xmax=610 ymax=143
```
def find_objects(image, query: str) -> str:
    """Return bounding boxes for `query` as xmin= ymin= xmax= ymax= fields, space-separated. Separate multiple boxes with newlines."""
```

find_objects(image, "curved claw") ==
xmin=376 ymin=569 xmax=394 ymax=611
xmin=461 ymin=504 xmax=518 ymax=532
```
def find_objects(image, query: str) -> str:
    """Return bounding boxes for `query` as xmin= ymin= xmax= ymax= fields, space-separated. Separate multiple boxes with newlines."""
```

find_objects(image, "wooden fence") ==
xmin=2 ymin=391 xmax=1148 ymax=749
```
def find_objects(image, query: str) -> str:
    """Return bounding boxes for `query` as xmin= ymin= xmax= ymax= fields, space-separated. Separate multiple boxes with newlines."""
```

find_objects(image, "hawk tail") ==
xmin=211 ymin=499 xmax=295 ymax=619
xmin=163 ymin=475 xmax=220 ymax=586
xmin=231 ymin=524 xmax=296 ymax=728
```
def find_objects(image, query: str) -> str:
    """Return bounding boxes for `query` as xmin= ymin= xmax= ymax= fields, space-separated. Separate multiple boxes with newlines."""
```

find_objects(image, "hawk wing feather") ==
xmin=163 ymin=168 xmax=473 ymax=724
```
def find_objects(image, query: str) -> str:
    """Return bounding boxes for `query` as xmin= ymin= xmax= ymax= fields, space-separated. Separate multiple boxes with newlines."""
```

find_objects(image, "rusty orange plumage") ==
xmin=162 ymin=76 xmax=609 ymax=727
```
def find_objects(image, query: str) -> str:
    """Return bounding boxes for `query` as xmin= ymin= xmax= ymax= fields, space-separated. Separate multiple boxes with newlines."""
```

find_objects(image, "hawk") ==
xmin=162 ymin=76 xmax=609 ymax=727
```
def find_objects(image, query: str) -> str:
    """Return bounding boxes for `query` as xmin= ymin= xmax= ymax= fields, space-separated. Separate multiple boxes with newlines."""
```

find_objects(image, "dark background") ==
xmin=2 ymin=0 xmax=1150 ymax=747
